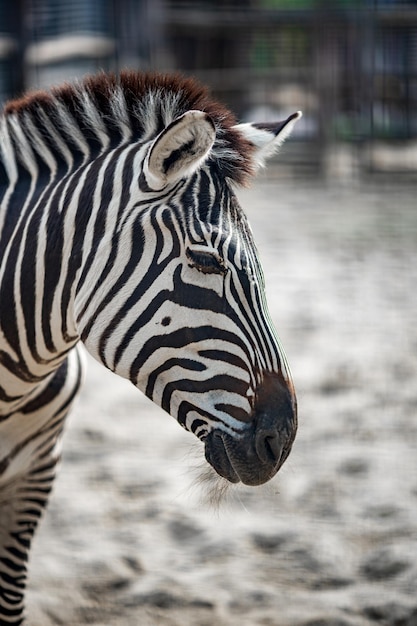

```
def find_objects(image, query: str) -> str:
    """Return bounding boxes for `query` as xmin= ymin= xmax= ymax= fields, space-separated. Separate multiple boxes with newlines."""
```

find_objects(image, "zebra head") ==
xmin=77 ymin=76 xmax=300 ymax=486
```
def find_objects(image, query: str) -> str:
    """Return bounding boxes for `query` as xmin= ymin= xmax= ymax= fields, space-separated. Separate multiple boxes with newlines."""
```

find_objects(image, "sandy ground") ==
xmin=26 ymin=178 xmax=417 ymax=626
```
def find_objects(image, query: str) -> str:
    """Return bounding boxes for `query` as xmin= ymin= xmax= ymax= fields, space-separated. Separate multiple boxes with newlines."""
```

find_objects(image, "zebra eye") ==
xmin=186 ymin=247 xmax=226 ymax=275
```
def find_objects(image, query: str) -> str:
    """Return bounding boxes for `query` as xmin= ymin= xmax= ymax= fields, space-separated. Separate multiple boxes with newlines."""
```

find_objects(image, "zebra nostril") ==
xmin=252 ymin=371 xmax=296 ymax=468
xmin=255 ymin=428 xmax=282 ymax=465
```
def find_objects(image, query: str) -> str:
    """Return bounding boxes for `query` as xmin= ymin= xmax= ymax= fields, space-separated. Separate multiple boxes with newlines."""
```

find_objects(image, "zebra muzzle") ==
xmin=204 ymin=372 xmax=297 ymax=486
xmin=204 ymin=426 xmax=291 ymax=486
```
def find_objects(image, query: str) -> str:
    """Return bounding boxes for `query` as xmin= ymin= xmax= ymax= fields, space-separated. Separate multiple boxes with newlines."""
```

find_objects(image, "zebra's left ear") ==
xmin=143 ymin=110 xmax=216 ymax=190
xmin=233 ymin=111 xmax=302 ymax=169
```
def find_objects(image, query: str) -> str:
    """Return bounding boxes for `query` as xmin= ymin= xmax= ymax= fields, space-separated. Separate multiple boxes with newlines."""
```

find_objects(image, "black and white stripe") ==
xmin=0 ymin=71 xmax=299 ymax=623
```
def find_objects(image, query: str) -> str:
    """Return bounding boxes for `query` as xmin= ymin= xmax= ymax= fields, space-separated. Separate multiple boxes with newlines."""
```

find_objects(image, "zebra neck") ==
xmin=0 ymin=122 xmax=122 ymax=411
xmin=0 ymin=106 xmax=152 ymax=408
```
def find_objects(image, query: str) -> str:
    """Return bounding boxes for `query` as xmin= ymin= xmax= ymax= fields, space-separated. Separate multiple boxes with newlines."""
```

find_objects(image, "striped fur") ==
xmin=0 ymin=71 xmax=298 ymax=623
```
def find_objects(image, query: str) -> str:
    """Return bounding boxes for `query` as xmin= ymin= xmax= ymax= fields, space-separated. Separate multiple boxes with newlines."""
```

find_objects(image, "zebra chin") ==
xmin=204 ymin=372 xmax=297 ymax=486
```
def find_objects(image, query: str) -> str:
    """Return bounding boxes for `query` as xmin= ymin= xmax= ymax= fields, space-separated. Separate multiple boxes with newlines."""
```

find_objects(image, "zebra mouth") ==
xmin=204 ymin=431 xmax=241 ymax=484
xmin=204 ymin=427 xmax=290 ymax=487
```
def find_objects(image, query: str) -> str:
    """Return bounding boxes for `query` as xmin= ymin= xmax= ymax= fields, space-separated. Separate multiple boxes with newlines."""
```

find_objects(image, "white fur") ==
xmin=143 ymin=110 xmax=216 ymax=190
xmin=234 ymin=111 xmax=302 ymax=168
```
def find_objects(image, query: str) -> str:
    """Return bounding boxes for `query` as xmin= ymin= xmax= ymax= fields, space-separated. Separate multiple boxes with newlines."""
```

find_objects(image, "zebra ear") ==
xmin=234 ymin=111 xmax=302 ymax=169
xmin=143 ymin=110 xmax=216 ymax=190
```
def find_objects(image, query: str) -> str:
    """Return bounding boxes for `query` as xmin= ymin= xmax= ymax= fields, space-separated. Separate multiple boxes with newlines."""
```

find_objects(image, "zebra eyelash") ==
xmin=186 ymin=246 xmax=227 ymax=275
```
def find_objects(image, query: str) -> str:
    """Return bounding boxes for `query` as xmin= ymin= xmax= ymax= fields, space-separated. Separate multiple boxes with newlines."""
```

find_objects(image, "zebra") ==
xmin=0 ymin=70 xmax=300 ymax=624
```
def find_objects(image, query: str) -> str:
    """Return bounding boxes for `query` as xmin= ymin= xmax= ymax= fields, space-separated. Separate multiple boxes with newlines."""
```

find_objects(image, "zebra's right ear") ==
xmin=143 ymin=110 xmax=216 ymax=190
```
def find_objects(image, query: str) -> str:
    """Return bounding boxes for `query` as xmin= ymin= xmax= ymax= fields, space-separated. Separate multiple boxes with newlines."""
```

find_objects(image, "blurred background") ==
xmin=0 ymin=0 xmax=416 ymax=180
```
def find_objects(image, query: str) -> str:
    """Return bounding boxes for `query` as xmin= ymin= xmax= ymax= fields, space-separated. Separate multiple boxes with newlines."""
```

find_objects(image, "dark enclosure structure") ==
xmin=1 ymin=0 xmax=416 ymax=177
